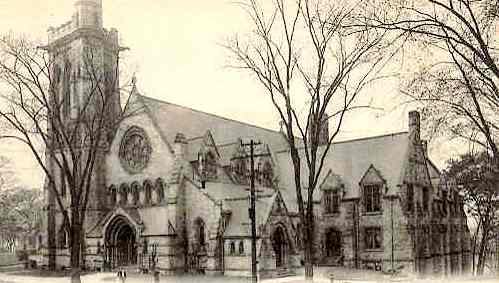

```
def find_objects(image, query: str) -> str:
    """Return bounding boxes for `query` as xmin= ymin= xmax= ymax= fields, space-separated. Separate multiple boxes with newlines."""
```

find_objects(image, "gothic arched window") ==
xmin=63 ymin=60 xmax=72 ymax=118
xmin=119 ymin=184 xmax=129 ymax=206
xmin=204 ymin=152 xmax=217 ymax=180
xmin=109 ymin=185 xmax=117 ymax=206
xmin=229 ymin=241 xmax=235 ymax=255
xmin=195 ymin=218 xmax=206 ymax=247
xmin=156 ymin=178 xmax=165 ymax=203
xmin=239 ymin=241 xmax=245 ymax=255
xmin=131 ymin=182 xmax=140 ymax=206
xmin=261 ymin=161 xmax=273 ymax=187
xmin=324 ymin=189 xmax=340 ymax=214
xmin=144 ymin=181 xmax=152 ymax=205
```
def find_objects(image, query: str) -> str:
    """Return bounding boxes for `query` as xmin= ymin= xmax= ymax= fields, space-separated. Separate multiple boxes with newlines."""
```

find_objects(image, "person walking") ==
xmin=117 ymin=268 xmax=127 ymax=283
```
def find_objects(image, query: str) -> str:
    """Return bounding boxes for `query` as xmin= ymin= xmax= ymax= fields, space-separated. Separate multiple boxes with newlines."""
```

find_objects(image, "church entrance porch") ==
xmin=322 ymin=228 xmax=343 ymax=266
xmin=105 ymin=216 xmax=138 ymax=268
xmin=272 ymin=226 xmax=288 ymax=268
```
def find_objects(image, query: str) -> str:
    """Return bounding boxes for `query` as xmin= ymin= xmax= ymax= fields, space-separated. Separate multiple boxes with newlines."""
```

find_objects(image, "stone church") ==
xmin=37 ymin=0 xmax=471 ymax=278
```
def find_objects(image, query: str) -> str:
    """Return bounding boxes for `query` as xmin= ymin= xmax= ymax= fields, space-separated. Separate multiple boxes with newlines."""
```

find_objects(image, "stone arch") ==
xmin=193 ymin=217 xmax=207 ymax=249
xmin=271 ymin=223 xmax=292 ymax=268
xmin=130 ymin=181 xmax=141 ymax=206
xmin=104 ymin=215 xmax=138 ymax=267
xmin=109 ymin=185 xmax=117 ymax=206
xmin=324 ymin=227 xmax=342 ymax=258
xmin=238 ymin=241 xmax=245 ymax=255
xmin=119 ymin=183 xmax=129 ymax=206
xmin=229 ymin=241 xmax=236 ymax=255
xmin=261 ymin=160 xmax=274 ymax=187
xmin=155 ymin=178 xmax=166 ymax=203
xmin=143 ymin=179 xmax=153 ymax=205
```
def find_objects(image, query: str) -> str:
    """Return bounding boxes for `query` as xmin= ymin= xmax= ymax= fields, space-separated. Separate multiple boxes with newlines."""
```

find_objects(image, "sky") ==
xmin=0 ymin=0 xmax=466 ymax=189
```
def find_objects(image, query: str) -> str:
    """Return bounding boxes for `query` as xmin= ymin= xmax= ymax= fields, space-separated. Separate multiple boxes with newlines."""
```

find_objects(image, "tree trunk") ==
xmin=304 ymin=209 xmax=314 ymax=281
xmin=70 ymin=210 xmax=82 ymax=283
xmin=476 ymin=228 xmax=489 ymax=276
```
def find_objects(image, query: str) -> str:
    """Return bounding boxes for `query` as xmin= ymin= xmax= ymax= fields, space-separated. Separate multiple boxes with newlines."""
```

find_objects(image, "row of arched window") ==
xmin=109 ymin=178 xmax=166 ymax=207
xmin=228 ymin=240 xmax=245 ymax=255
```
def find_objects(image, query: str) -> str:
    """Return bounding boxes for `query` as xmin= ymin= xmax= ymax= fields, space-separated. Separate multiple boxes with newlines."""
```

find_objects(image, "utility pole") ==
xmin=241 ymin=139 xmax=261 ymax=283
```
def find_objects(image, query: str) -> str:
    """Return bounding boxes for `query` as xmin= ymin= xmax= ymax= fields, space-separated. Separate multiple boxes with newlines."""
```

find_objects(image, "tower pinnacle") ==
xmin=74 ymin=0 xmax=103 ymax=28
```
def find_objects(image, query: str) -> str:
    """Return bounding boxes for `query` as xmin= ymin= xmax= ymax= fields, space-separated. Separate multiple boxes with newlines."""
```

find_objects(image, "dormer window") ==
xmin=199 ymin=151 xmax=217 ymax=182
xmin=364 ymin=184 xmax=381 ymax=213
xmin=324 ymin=189 xmax=340 ymax=214
xmin=359 ymin=165 xmax=385 ymax=214
xmin=230 ymin=155 xmax=248 ymax=185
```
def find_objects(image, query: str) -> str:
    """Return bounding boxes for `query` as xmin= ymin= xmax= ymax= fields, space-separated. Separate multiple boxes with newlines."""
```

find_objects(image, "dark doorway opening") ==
xmin=272 ymin=226 xmax=287 ymax=268
xmin=325 ymin=228 xmax=341 ymax=257
xmin=105 ymin=216 xmax=137 ymax=268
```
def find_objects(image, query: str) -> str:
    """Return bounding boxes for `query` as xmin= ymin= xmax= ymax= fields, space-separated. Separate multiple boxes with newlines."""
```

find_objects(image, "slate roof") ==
xmin=138 ymin=95 xmax=289 ymax=151
xmin=127 ymin=94 xmax=425 ymax=215
xmin=203 ymin=181 xmax=275 ymax=201
xmin=275 ymin=132 xmax=410 ymax=212
xmin=222 ymin=194 xmax=276 ymax=237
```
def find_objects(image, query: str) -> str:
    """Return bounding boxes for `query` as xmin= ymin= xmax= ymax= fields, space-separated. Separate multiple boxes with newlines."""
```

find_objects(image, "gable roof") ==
xmin=223 ymin=193 xmax=276 ymax=237
xmin=138 ymin=95 xmax=289 ymax=151
xmin=276 ymin=131 xmax=410 ymax=212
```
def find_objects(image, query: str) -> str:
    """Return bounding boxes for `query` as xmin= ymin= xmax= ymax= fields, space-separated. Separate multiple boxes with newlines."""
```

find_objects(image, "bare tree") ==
xmin=445 ymin=151 xmax=499 ymax=275
xmin=225 ymin=0 xmax=397 ymax=278
xmin=362 ymin=0 xmax=499 ymax=166
xmin=0 ymin=34 xmax=133 ymax=282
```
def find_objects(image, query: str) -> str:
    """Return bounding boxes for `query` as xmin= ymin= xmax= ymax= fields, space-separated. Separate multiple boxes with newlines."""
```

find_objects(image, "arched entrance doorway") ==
xmin=190 ymin=218 xmax=207 ymax=274
xmin=272 ymin=226 xmax=287 ymax=268
xmin=105 ymin=216 xmax=137 ymax=268
xmin=325 ymin=228 xmax=341 ymax=257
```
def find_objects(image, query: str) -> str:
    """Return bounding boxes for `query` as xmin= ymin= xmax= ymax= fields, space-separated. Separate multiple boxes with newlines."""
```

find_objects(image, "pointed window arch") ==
xmin=194 ymin=218 xmax=206 ymax=247
xmin=359 ymin=165 xmax=385 ymax=213
xmin=229 ymin=241 xmax=235 ymax=255
xmin=261 ymin=161 xmax=273 ymax=187
xmin=119 ymin=184 xmax=129 ymax=206
xmin=109 ymin=185 xmax=117 ymax=206
xmin=155 ymin=178 xmax=165 ymax=203
xmin=144 ymin=180 xmax=152 ymax=205
xmin=239 ymin=241 xmax=245 ymax=255
xmin=131 ymin=182 xmax=140 ymax=206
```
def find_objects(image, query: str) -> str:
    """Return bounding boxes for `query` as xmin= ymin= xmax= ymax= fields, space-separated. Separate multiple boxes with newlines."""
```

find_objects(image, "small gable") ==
xmin=320 ymin=170 xmax=345 ymax=191
xmin=359 ymin=164 xmax=386 ymax=185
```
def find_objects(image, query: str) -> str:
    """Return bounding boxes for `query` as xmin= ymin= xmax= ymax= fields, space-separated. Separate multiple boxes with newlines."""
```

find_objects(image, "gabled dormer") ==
xmin=320 ymin=170 xmax=345 ymax=215
xmin=359 ymin=165 xmax=386 ymax=214
xmin=229 ymin=140 xmax=277 ymax=187
xmin=195 ymin=131 xmax=221 ymax=182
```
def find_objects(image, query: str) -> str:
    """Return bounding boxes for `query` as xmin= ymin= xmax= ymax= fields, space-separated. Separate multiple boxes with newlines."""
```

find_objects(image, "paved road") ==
xmin=0 ymin=267 xmax=498 ymax=283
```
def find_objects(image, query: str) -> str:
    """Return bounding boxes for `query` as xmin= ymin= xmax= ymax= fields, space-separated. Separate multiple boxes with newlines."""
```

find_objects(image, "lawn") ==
xmin=0 ymin=254 xmax=17 ymax=266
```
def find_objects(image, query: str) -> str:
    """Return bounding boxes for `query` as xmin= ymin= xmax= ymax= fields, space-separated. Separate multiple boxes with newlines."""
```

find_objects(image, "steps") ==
xmin=276 ymin=267 xmax=296 ymax=278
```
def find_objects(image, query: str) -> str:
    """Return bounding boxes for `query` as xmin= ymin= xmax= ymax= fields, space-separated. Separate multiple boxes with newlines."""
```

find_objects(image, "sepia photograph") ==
xmin=0 ymin=0 xmax=498 ymax=282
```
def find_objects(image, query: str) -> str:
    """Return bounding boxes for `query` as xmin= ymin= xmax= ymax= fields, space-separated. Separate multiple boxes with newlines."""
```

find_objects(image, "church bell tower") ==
xmin=45 ymin=0 xmax=122 ymax=269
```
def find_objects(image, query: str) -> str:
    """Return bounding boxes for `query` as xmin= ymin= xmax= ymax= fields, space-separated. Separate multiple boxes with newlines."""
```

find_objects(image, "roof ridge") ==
xmin=139 ymin=95 xmax=284 ymax=136
xmin=331 ymin=131 xmax=409 ymax=145
xmin=274 ymin=131 xmax=409 ymax=154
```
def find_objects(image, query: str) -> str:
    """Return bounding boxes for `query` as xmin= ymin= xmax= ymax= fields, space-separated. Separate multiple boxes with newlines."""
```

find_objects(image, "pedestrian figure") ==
xmin=117 ymin=268 xmax=127 ymax=283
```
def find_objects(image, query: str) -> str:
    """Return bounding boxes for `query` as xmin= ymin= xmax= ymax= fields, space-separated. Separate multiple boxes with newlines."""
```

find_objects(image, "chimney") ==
xmin=408 ymin=110 xmax=420 ymax=140
xmin=174 ymin=132 xmax=187 ymax=159
xmin=308 ymin=112 xmax=329 ymax=146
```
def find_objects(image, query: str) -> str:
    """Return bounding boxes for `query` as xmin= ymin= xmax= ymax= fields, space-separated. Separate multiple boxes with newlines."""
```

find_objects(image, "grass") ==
xmin=0 ymin=254 xmax=17 ymax=266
